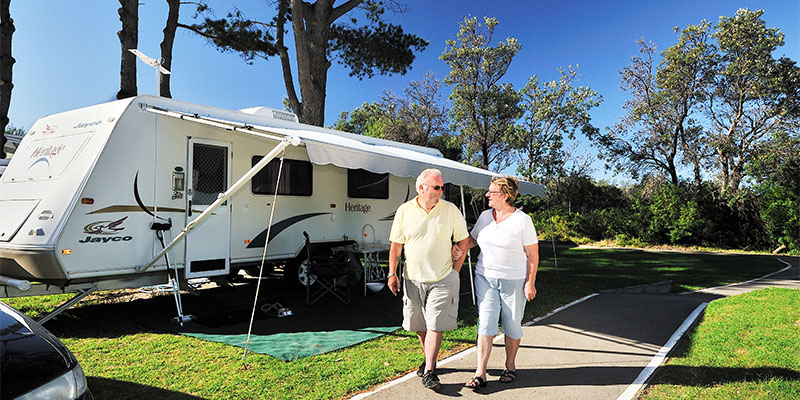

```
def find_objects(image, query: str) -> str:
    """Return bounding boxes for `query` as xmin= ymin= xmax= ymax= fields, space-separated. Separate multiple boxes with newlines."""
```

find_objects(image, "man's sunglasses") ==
xmin=423 ymin=184 xmax=444 ymax=191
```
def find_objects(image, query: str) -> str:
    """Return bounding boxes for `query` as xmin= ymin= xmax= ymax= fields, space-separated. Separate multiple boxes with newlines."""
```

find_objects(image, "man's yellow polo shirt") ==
xmin=389 ymin=197 xmax=469 ymax=283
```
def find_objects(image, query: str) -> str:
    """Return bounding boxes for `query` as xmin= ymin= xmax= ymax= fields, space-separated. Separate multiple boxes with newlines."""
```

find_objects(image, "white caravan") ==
xmin=0 ymin=95 xmax=545 ymax=319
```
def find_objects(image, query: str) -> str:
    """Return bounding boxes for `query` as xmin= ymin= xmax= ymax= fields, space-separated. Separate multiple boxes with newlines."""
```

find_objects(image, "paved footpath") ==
xmin=354 ymin=257 xmax=799 ymax=400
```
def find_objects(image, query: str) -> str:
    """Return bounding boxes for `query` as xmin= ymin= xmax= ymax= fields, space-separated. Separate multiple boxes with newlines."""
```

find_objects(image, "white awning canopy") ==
xmin=143 ymin=105 xmax=546 ymax=196
xmin=258 ymin=126 xmax=545 ymax=197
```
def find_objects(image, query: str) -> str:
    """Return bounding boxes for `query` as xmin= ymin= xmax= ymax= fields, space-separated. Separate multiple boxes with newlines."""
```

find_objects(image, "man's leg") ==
xmin=423 ymin=330 xmax=442 ymax=373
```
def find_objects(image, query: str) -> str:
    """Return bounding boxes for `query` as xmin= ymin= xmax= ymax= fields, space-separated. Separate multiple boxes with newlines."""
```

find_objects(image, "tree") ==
xmin=187 ymin=1 xmax=427 ymax=126
xmin=706 ymin=9 xmax=800 ymax=193
xmin=0 ymin=0 xmax=13 ymax=159
xmin=441 ymin=16 xmax=520 ymax=170
xmin=513 ymin=65 xmax=601 ymax=182
xmin=589 ymin=26 xmax=713 ymax=185
xmin=748 ymin=130 xmax=800 ymax=252
xmin=378 ymin=71 xmax=449 ymax=146
xmin=117 ymin=0 xmax=138 ymax=99
xmin=332 ymin=72 xmax=462 ymax=160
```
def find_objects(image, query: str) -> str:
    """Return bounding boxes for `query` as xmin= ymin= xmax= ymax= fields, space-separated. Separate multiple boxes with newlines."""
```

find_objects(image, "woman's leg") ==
xmin=471 ymin=274 xmax=500 ymax=381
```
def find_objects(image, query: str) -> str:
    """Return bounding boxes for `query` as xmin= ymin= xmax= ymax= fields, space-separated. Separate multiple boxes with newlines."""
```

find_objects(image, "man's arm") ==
xmin=388 ymin=242 xmax=403 ymax=296
xmin=451 ymin=237 xmax=470 ymax=273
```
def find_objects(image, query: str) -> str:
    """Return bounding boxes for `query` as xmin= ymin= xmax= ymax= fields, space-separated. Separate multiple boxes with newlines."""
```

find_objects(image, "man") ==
xmin=388 ymin=168 xmax=470 ymax=392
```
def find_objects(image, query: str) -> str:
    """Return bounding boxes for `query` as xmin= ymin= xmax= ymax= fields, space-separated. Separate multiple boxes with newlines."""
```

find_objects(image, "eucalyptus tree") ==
xmin=513 ymin=65 xmax=601 ymax=183
xmin=116 ymin=0 xmax=138 ymax=99
xmin=440 ymin=16 xmax=521 ymax=170
xmin=589 ymin=23 xmax=713 ymax=185
xmin=185 ymin=1 xmax=427 ymax=126
xmin=705 ymin=8 xmax=800 ymax=193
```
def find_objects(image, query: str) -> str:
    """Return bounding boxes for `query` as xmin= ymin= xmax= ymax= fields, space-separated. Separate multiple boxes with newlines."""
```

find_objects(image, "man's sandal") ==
xmin=464 ymin=376 xmax=487 ymax=390
xmin=499 ymin=369 xmax=516 ymax=383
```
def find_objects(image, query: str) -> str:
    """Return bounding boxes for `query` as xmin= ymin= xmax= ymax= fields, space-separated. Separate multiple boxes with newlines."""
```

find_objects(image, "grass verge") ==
xmin=642 ymin=287 xmax=800 ymax=400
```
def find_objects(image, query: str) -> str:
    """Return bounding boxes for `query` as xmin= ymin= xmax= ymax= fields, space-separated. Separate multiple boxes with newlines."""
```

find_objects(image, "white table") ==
xmin=353 ymin=243 xmax=391 ymax=296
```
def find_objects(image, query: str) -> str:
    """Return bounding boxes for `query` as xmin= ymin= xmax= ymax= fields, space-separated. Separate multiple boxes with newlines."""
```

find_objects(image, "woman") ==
xmin=459 ymin=176 xmax=539 ymax=390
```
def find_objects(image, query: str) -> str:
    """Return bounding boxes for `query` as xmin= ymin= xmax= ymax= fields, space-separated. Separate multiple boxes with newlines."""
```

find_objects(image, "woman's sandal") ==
xmin=499 ymin=369 xmax=516 ymax=383
xmin=464 ymin=376 xmax=487 ymax=390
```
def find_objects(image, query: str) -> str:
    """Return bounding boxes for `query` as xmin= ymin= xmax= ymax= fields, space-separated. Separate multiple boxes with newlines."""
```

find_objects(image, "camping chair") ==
xmin=303 ymin=231 xmax=351 ymax=305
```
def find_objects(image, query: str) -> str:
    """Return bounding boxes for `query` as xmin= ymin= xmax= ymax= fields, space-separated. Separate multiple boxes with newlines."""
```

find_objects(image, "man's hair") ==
xmin=415 ymin=168 xmax=442 ymax=195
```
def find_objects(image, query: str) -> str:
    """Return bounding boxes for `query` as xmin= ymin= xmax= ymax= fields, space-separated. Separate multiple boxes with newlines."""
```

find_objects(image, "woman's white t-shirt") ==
xmin=472 ymin=208 xmax=538 ymax=280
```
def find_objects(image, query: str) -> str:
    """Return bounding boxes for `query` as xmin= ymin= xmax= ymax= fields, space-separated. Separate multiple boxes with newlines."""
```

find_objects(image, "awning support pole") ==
xmin=37 ymin=285 xmax=97 ymax=325
xmin=460 ymin=185 xmax=476 ymax=306
xmin=137 ymin=136 xmax=301 ymax=273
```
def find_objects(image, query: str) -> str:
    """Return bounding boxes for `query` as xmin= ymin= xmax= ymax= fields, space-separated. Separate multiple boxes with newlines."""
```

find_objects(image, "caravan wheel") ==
xmin=296 ymin=260 xmax=316 ymax=286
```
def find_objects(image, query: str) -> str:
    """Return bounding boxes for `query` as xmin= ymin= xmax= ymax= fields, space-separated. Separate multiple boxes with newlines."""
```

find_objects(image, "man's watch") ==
xmin=387 ymin=273 xmax=397 ymax=278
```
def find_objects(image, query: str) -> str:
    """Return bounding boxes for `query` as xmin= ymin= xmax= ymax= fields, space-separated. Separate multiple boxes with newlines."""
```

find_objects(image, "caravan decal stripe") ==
xmin=87 ymin=205 xmax=188 ymax=215
xmin=379 ymin=184 xmax=411 ymax=221
xmin=246 ymin=212 xmax=331 ymax=248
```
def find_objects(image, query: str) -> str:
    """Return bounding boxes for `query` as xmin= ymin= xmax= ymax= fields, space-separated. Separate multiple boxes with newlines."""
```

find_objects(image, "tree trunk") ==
xmin=117 ymin=0 xmax=138 ymax=99
xmin=0 ymin=0 xmax=13 ymax=159
xmin=159 ymin=0 xmax=179 ymax=98
xmin=290 ymin=0 xmax=333 ymax=126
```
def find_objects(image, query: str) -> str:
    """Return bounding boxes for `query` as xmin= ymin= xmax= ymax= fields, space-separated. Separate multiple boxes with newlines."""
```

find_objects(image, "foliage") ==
xmin=187 ymin=1 xmax=427 ymax=126
xmin=440 ymin=16 xmax=521 ymax=170
xmin=748 ymin=130 xmax=800 ymax=253
xmin=331 ymin=72 xmax=461 ymax=160
xmin=513 ymin=66 xmax=602 ymax=182
xmin=588 ymin=24 xmax=713 ymax=185
xmin=706 ymin=9 xmax=800 ymax=193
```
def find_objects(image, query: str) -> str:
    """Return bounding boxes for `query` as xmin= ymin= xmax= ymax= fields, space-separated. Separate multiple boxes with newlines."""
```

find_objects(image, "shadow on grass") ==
xmin=88 ymin=377 xmax=208 ymax=400
xmin=651 ymin=365 xmax=800 ymax=387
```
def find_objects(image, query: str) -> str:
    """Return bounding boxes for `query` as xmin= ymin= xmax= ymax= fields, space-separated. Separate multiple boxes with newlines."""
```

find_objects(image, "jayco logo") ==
xmin=73 ymin=120 xmax=102 ymax=129
xmin=80 ymin=216 xmax=133 ymax=243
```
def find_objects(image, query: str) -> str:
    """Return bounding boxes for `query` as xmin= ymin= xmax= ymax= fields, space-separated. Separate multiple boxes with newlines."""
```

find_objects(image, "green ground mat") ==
xmin=185 ymin=326 xmax=400 ymax=361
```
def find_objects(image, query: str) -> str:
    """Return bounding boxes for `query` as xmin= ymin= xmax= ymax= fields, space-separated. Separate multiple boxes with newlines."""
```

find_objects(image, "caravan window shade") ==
xmin=251 ymin=156 xmax=312 ymax=196
xmin=347 ymin=169 xmax=389 ymax=199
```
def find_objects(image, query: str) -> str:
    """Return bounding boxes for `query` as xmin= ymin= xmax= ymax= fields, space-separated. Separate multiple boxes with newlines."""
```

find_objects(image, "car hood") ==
xmin=1 ymin=302 xmax=76 ymax=399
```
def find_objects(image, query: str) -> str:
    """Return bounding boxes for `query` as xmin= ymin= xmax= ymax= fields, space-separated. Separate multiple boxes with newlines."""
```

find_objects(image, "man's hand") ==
xmin=388 ymin=275 xmax=400 ymax=296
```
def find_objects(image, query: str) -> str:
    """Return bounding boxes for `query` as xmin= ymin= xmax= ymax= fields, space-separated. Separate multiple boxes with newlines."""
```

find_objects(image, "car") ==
xmin=0 ymin=301 xmax=93 ymax=400
xmin=0 ymin=159 xmax=8 ymax=178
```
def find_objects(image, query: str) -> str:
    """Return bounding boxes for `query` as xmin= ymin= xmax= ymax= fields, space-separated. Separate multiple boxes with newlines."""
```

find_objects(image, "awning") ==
xmin=143 ymin=104 xmax=546 ymax=196
xmin=259 ymin=126 xmax=546 ymax=197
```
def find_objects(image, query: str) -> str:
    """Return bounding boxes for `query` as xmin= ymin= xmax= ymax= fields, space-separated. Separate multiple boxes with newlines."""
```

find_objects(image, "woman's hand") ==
xmin=451 ymin=244 xmax=464 ymax=260
xmin=524 ymin=281 xmax=537 ymax=301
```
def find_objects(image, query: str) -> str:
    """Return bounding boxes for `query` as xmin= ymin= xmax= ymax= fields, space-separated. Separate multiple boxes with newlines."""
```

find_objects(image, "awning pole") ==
xmin=460 ymin=186 xmax=476 ymax=306
xmin=137 ymin=136 xmax=300 ymax=273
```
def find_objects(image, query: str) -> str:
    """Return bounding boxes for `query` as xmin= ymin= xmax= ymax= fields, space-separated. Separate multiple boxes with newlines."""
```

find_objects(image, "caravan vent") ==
xmin=271 ymin=110 xmax=299 ymax=122
xmin=239 ymin=106 xmax=299 ymax=123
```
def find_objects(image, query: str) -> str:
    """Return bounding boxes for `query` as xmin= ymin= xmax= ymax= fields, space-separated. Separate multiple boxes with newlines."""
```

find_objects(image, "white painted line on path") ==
xmin=350 ymin=293 xmax=599 ymax=399
xmin=680 ymin=257 xmax=794 ymax=295
xmin=616 ymin=302 xmax=708 ymax=400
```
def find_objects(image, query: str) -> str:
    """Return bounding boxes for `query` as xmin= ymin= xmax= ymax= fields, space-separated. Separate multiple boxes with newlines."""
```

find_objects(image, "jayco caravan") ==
xmin=0 ymin=95 xmax=545 ymax=319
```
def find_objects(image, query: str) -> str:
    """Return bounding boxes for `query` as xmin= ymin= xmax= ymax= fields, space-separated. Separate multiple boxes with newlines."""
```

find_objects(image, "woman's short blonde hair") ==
xmin=491 ymin=175 xmax=519 ymax=205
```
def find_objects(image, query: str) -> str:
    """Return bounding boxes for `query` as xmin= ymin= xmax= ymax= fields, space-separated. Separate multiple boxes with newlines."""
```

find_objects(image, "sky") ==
xmin=6 ymin=0 xmax=799 ymax=180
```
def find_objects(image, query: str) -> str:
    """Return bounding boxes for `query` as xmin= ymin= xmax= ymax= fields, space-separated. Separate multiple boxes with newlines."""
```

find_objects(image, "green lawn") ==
xmin=642 ymin=287 xmax=800 ymax=400
xmin=2 ymin=247 xmax=794 ymax=399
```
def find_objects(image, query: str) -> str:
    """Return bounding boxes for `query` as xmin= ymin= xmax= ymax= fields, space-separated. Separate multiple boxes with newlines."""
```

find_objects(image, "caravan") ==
xmin=0 ymin=95 xmax=545 ymax=319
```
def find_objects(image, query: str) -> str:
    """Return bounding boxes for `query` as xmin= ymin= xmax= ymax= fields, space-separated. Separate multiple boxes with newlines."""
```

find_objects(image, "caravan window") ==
xmin=251 ymin=157 xmax=312 ymax=196
xmin=348 ymin=169 xmax=389 ymax=199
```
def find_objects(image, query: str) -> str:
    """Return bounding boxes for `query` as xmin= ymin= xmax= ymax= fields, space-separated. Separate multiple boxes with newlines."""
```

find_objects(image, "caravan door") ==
xmin=185 ymin=138 xmax=231 ymax=278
